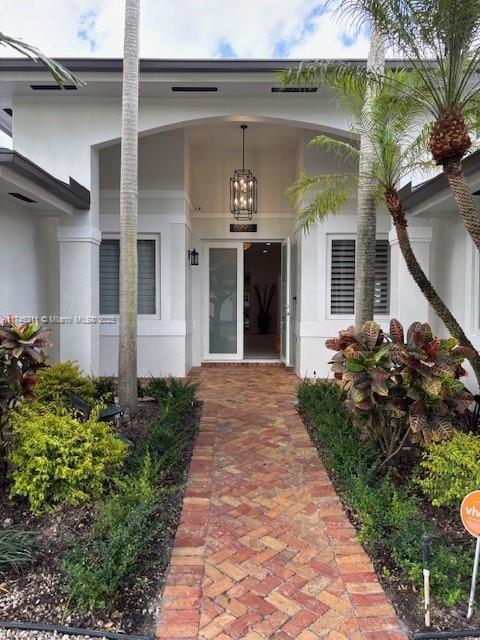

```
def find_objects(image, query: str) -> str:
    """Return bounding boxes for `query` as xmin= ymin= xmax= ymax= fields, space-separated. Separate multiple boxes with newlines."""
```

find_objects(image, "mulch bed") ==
xmin=300 ymin=408 xmax=480 ymax=637
xmin=0 ymin=399 xmax=202 ymax=637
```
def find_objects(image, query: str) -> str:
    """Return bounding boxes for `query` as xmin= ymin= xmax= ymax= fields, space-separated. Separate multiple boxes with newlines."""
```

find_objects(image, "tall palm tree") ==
xmin=335 ymin=0 xmax=480 ymax=252
xmin=0 ymin=33 xmax=82 ymax=87
xmin=118 ymin=0 xmax=140 ymax=417
xmin=288 ymin=69 xmax=480 ymax=384
xmin=354 ymin=24 xmax=385 ymax=328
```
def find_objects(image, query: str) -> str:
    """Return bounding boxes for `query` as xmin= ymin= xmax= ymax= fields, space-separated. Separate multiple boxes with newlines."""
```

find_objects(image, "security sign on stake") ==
xmin=461 ymin=490 xmax=480 ymax=619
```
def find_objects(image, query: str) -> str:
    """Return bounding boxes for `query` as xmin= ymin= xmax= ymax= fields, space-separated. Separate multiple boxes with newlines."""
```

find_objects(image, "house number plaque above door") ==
xmin=230 ymin=224 xmax=257 ymax=232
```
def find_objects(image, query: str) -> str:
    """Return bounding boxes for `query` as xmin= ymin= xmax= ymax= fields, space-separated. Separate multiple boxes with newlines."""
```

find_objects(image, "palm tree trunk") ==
xmin=385 ymin=189 xmax=480 ymax=385
xmin=443 ymin=158 xmax=480 ymax=253
xmin=354 ymin=25 xmax=385 ymax=329
xmin=118 ymin=0 xmax=140 ymax=418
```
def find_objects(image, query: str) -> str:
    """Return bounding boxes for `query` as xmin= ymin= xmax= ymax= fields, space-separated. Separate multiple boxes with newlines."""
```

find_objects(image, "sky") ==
xmin=0 ymin=0 xmax=371 ymax=60
xmin=0 ymin=0 xmax=371 ymax=147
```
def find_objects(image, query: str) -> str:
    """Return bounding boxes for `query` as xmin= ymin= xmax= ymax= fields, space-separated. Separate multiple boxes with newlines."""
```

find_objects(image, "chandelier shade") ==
xmin=230 ymin=125 xmax=257 ymax=220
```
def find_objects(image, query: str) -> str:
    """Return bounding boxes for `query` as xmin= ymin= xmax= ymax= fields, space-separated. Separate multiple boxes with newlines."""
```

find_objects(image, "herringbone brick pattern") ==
xmin=156 ymin=367 xmax=407 ymax=640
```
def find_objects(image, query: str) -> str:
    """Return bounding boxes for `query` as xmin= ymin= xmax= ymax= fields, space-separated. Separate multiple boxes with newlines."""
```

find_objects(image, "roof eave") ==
xmin=0 ymin=148 xmax=90 ymax=210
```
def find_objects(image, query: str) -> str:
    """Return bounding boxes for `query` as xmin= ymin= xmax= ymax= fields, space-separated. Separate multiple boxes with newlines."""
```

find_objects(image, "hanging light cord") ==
xmin=241 ymin=124 xmax=247 ymax=171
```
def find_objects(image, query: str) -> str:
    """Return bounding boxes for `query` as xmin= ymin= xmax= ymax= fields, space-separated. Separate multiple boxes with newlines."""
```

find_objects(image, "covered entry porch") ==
xmin=98 ymin=118 xmax=312 ymax=377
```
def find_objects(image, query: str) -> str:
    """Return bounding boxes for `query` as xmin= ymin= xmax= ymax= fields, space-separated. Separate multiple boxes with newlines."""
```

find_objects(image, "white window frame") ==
xmin=99 ymin=233 xmax=161 ymax=319
xmin=326 ymin=233 xmax=390 ymax=321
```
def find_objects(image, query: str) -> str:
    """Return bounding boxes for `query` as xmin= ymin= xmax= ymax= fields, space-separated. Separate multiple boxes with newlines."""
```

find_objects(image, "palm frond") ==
xmin=278 ymin=60 xmax=374 ymax=103
xmin=293 ymin=174 xmax=356 ymax=233
xmin=308 ymin=135 xmax=360 ymax=163
xmin=338 ymin=0 xmax=480 ymax=117
xmin=0 ymin=33 xmax=84 ymax=87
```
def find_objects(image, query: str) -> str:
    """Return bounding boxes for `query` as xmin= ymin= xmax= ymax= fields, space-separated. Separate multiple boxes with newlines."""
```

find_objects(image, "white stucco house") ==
xmin=0 ymin=58 xmax=478 ymax=382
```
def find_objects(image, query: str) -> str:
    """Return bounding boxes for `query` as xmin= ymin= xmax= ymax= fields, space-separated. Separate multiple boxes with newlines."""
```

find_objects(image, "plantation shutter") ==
xmin=373 ymin=240 xmax=390 ymax=315
xmin=137 ymin=239 xmax=156 ymax=314
xmin=330 ymin=239 xmax=390 ymax=315
xmin=99 ymin=239 xmax=157 ymax=315
xmin=99 ymin=239 xmax=120 ymax=315
xmin=331 ymin=239 xmax=356 ymax=315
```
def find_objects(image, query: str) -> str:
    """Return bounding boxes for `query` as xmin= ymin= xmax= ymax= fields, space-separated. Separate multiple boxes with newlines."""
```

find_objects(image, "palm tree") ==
xmin=354 ymin=24 xmax=385 ymax=328
xmin=118 ymin=0 xmax=140 ymax=417
xmin=0 ymin=33 xmax=82 ymax=87
xmin=288 ymin=69 xmax=480 ymax=383
xmin=333 ymin=0 xmax=480 ymax=252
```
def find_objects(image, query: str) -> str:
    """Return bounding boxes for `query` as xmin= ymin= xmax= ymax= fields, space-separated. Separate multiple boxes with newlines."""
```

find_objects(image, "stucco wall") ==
xmin=0 ymin=201 xmax=60 ymax=360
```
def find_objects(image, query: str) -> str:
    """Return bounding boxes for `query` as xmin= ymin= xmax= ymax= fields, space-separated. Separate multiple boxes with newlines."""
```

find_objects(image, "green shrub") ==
xmin=0 ymin=527 xmax=38 ymax=570
xmin=91 ymin=376 xmax=116 ymax=402
xmin=417 ymin=431 xmax=480 ymax=507
xmin=298 ymin=379 xmax=472 ymax=606
xmin=35 ymin=361 xmax=97 ymax=407
xmin=134 ymin=378 xmax=197 ymax=469
xmin=63 ymin=456 xmax=159 ymax=611
xmin=9 ymin=403 xmax=127 ymax=514
xmin=145 ymin=377 xmax=196 ymax=407
xmin=63 ymin=379 xmax=198 ymax=611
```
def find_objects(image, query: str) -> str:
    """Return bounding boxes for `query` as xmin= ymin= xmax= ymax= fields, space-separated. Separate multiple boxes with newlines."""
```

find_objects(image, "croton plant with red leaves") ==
xmin=0 ymin=316 xmax=50 ymax=478
xmin=326 ymin=319 xmax=473 ymax=468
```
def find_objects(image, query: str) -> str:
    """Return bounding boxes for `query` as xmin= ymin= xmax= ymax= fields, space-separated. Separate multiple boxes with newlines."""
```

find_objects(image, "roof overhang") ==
xmin=400 ymin=148 xmax=480 ymax=218
xmin=0 ymin=57 xmax=409 ymax=74
xmin=0 ymin=148 xmax=90 ymax=211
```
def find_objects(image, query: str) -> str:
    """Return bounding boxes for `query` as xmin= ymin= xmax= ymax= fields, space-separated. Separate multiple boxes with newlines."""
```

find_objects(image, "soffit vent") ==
xmin=271 ymin=87 xmax=318 ymax=93
xmin=171 ymin=86 xmax=218 ymax=92
xmin=30 ymin=84 xmax=78 ymax=91
xmin=9 ymin=192 xmax=37 ymax=203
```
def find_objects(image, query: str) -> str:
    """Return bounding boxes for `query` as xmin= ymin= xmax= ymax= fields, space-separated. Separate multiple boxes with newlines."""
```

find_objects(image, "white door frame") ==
xmin=203 ymin=241 xmax=244 ymax=361
xmin=281 ymin=237 xmax=291 ymax=366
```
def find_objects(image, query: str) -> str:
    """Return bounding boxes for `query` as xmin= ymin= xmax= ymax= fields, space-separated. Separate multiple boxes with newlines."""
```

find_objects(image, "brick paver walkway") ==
xmin=156 ymin=367 xmax=408 ymax=640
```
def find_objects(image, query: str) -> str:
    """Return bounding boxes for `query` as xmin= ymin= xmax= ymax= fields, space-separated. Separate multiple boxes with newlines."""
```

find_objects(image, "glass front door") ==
xmin=204 ymin=243 xmax=244 ymax=360
xmin=280 ymin=238 xmax=291 ymax=365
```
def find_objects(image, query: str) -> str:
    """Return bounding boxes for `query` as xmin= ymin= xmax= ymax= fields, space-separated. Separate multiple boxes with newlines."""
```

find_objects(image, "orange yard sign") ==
xmin=461 ymin=491 xmax=480 ymax=538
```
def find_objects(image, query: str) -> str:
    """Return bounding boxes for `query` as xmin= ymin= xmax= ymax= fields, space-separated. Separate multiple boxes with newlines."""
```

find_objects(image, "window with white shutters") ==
xmin=99 ymin=238 xmax=157 ymax=315
xmin=330 ymin=238 xmax=390 ymax=315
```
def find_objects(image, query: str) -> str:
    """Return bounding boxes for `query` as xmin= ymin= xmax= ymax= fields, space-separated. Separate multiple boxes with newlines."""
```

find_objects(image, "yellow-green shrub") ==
xmin=9 ymin=403 xmax=127 ymax=514
xmin=417 ymin=431 xmax=480 ymax=507
xmin=34 ymin=361 xmax=97 ymax=407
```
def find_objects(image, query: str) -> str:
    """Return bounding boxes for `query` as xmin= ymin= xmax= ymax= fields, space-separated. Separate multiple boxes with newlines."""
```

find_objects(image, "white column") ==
xmin=389 ymin=224 xmax=432 ymax=328
xmin=57 ymin=150 xmax=101 ymax=375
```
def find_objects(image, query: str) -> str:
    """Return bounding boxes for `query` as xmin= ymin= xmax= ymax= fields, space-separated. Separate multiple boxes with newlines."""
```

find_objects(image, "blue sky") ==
xmin=0 ymin=0 xmax=371 ymax=60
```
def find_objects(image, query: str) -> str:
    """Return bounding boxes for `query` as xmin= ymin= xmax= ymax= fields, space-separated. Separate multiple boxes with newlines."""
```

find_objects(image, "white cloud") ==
xmin=0 ymin=0 xmax=370 ymax=59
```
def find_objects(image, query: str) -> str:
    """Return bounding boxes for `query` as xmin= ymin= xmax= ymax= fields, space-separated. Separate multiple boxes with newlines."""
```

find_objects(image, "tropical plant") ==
xmin=324 ymin=0 xmax=480 ymax=251
xmin=327 ymin=319 xmax=473 ymax=467
xmin=0 ymin=317 xmax=50 ymax=480
xmin=0 ymin=33 xmax=82 ymax=87
xmin=298 ymin=378 xmax=472 ymax=605
xmin=282 ymin=66 xmax=480 ymax=384
xmin=9 ymin=402 xmax=127 ymax=514
xmin=354 ymin=25 xmax=385 ymax=328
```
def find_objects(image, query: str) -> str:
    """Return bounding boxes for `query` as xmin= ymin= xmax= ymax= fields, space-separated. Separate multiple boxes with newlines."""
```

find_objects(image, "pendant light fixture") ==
xmin=230 ymin=124 xmax=257 ymax=220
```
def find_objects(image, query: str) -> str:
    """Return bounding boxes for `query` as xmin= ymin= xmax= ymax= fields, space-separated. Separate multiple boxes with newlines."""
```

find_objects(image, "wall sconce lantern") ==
xmin=230 ymin=124 xmax=257 ymax=221
xmin=188 ymin=248 xmax=199 ymax=266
